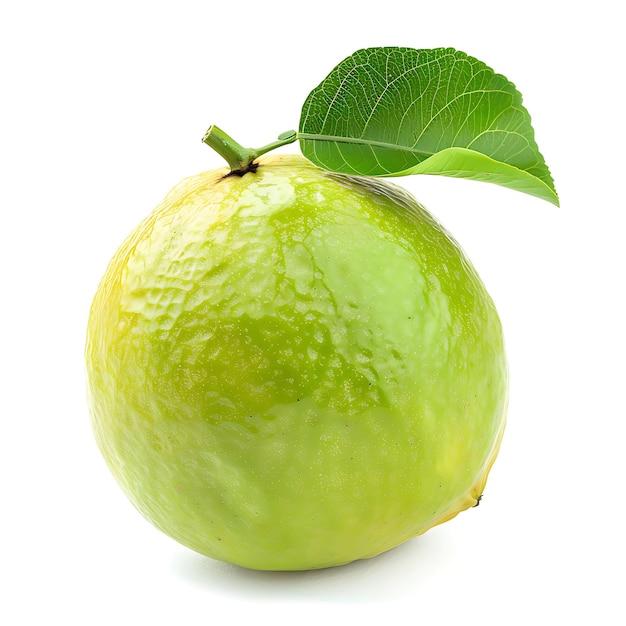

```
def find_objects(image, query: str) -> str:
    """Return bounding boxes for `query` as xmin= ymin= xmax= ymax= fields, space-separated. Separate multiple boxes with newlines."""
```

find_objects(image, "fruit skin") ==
xmin=86 ymin=154 xmax=508 ymax=571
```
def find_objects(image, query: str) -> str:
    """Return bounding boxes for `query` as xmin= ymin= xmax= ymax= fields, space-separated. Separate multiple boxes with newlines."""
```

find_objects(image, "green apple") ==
xmin=86 ymin=154 xmax=508 ymax=570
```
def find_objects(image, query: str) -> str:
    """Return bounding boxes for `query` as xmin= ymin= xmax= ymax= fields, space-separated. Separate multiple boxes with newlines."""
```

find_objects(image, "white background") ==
xmin=2 ymin=1 xmax=624 ymax=624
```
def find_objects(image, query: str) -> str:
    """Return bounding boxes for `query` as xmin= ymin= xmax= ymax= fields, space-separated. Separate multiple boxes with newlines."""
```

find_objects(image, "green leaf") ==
xmin=299 ymin=47 xmax=559 ymax=206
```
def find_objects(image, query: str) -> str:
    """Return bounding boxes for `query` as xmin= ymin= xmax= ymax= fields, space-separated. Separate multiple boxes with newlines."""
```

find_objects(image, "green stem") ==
xmin=202 ymin=126 xmax=297 ymax=174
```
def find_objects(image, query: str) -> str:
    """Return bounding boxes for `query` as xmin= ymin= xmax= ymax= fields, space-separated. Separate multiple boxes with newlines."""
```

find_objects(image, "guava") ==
xmin=86 ymin=153 xmax=508 ymax=571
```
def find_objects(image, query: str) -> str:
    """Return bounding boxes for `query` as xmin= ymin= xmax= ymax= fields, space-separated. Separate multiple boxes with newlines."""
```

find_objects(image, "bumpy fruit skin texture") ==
xmin=86 ymin=155 xmax=508 ymax=571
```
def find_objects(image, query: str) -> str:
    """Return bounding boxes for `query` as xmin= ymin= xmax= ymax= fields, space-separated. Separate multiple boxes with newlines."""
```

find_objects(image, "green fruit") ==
xmin=86 ymin=154 xmax=508 ymax=571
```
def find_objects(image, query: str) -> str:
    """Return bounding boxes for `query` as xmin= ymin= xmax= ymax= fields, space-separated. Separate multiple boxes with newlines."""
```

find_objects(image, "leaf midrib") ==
xmin=298 ymin=132 xmax=435 ymax=159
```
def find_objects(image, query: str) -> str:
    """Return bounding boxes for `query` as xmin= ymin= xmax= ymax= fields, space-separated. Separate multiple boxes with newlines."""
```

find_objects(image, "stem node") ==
xmin=202 ymin=126 xmax=298 ymax=174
